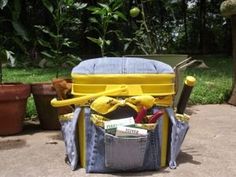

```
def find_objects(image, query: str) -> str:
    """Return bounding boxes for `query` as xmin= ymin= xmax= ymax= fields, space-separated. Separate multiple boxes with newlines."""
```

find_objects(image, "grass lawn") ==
xmin=185 ymin=55 xmax=233 ymax=104
xmin=2 ymin=55 xmax=233 ymax=117
xmin=2 ymin=67 xmax=71 ymax=83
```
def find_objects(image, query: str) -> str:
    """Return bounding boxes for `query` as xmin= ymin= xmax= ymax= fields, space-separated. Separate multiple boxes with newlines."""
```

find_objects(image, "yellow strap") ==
xmin=90 ymin=95 xmax=173 ymax=115
xmin=90 ymin=95 xmax=155 ymax=114
xmin=51 ymin=86 xmax=128 ymax=107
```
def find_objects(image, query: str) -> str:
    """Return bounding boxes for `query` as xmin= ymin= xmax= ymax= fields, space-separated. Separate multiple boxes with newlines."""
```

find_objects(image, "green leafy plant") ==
xmin=0 ymin=48 xmax=15 ymax=83
xmin=124 ymin=0 xmax=178 ymax=55
xmin=0 ymin=1 xmax=16 ymax=83
xmin=0 ymin=31 xmax=16 ymax=83
xmin=124 ymin=2 xmax=157 ymax=54
xmin=0 ymin=0 xmax=8 ymax=10
xmin=35 ymin=0 xmax=86 ymax=77
xmin=86 ymin=0 xmax=127 ymax=56
xmin=0 ymin=0 xmax=39 ymax=67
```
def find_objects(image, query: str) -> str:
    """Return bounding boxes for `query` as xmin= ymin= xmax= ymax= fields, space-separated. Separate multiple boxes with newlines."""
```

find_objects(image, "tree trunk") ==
xmin=228 ymin=15 xmax=236 ymax=105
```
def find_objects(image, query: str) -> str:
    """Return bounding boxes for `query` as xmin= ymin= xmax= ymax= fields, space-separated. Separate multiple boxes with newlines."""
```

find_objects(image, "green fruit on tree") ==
xmin=129 ymin=7 xmax=140 ymax=18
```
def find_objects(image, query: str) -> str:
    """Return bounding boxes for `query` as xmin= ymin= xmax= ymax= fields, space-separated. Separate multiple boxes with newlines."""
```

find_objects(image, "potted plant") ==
xmin=0 ymin=48 xmax=31 ymax=135
xmin=0 ymin=1 xmax=31 ymax=135
xmin=31 ymin=0 xmax=84 ymax=130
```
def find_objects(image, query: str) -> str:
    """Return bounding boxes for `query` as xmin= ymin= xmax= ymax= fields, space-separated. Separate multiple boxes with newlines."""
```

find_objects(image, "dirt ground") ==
xmin=0 ymin=104 xmax=236 ymax=177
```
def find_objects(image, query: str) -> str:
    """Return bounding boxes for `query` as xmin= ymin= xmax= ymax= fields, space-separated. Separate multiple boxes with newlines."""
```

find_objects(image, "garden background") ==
xmin=0 ymin=0 xmax=234 ymax=117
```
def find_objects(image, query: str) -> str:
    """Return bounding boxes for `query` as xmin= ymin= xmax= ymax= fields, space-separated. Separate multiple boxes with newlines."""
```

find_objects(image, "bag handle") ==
xmin=51 ymin=85 xmax=128 ymax=107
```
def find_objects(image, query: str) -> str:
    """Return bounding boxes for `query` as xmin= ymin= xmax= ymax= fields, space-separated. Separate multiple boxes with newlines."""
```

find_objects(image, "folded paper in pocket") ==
xmin=115 ymin=126 xmax=148 ymax=137
xmin=104 ymin=117 xmax=135 ymax=134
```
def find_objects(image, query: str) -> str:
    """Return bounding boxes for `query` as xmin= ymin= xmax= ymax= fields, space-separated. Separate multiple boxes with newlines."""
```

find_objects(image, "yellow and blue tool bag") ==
xmin=51 ymin=57 xmax=190 ymax=172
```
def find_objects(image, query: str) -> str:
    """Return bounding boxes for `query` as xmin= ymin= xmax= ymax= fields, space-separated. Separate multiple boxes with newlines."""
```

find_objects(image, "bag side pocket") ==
xmin=60 ymin=108 xmax=81 ymax=170
xmin=166 ymin=108 xmax=189 ymax=169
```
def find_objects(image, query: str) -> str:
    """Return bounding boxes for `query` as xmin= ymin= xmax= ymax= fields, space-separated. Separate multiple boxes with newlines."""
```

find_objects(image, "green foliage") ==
xmin=124 ymin=0 xmax=180 ymax=55
xmin=122 ymin=0 xmax=231 ymax=55
xmin=0 ymin=0 xmax=35 ymax=67
xmin=36 ymin=0 xmax=85 ymax=76
xmin=124 ymin=7 xmax=154 ymax=54
xmin=86 ymin=0 xmax=127 ymax=56
xmin=5 ymin=0 xmax=30 ymax=41
xmin=0 ymin=0 xmax=233 ymax=64
xmin=0 ymin=0 xmax=8 ymax=9
xmin=26 ymin=97 xmax=36 ymax=119
xmin=0 ymin=13 xmax=16 ymax=83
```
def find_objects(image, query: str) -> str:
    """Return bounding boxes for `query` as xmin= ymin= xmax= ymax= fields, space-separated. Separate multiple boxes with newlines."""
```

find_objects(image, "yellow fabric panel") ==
xmin=160 ymin=111 xmax=169 ymax=167
xmin=155 ymin=95 xmax=173 ymax=107
xmin=72 ymin=84 xmax=175 ymax=96
xmin=78 ymin=109 xmax=86 ymax=168
xmin=72 ymin=74 xmax=175 ymax=84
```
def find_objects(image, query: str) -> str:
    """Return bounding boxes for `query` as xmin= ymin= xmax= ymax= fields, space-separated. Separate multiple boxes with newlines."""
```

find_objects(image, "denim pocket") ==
xmin=104 ymin=133 xmax=148 ymax=171
xmin=86 ymin=106 xmax=161 ymax=173
xmin=86 ymin=123 xmax=160 ymax=173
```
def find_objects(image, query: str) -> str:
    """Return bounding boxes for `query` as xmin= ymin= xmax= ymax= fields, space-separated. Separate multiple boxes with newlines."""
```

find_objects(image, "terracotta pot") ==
xmin=31 ymin=83 xmax=61 ymax=130
xmin=0 ymin=83 xmax=31 ymax=135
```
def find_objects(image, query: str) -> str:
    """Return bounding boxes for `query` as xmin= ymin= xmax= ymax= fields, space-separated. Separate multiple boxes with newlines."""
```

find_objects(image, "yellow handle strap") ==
xmin=51 ymin=86 xmax=128 ymax=107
